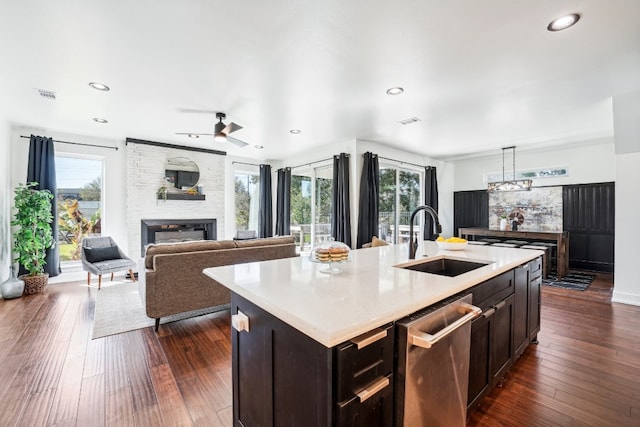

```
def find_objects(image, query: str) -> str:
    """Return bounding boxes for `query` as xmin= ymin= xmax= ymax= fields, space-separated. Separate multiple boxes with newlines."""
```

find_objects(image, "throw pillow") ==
xmin=371 ymin=236 xmax=389 ymax=247
xmin=85 ymin=246 xmax=122 ymax=263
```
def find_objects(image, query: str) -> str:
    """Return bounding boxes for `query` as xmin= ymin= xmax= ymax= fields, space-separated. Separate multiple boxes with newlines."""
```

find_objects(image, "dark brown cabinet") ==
xmin=232 ymin=293 xmax=394 ymax=427
xmin=467 ymin=269 xmax=518 ymax=413
xmin=231 ymin=259 xmax=540 ymax=425
xmin=513 ymin=263 xmax=531 ymax=357
xmin=514 ymin=257 xmax=543 ymax=359
xmin=467 ymin=256 xmax=541 ymax=413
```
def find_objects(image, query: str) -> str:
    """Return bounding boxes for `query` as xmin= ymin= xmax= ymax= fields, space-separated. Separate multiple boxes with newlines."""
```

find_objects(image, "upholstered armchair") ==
xmin=81 ymin=236 xmax=136 ymax=289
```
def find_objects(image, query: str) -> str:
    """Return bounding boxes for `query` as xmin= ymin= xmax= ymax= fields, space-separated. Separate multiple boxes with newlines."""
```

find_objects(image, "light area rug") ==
xmin=92 ymin=280 xmax=229 ymax=339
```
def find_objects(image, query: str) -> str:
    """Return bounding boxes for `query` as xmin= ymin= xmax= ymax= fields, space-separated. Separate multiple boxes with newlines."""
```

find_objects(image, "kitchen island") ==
xmin=203 ymin=241 xmax=543 ymax=426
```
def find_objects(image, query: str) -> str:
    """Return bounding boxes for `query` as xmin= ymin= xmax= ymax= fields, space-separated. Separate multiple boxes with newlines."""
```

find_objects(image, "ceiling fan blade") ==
xmin=177 ymin=108 xmax=218 ymax=114
xmin=227 ymin=136 xmax=249 ymax=147
xmin=222 ymin=122 xmax=243 ymax=134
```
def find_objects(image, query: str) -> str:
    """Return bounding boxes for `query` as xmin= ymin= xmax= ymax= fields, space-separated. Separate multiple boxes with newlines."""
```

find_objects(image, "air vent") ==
xmin=37 ymin=89 xmax=56 ymax=100
xmin=397 ymin=117 xmax=421 ymax=125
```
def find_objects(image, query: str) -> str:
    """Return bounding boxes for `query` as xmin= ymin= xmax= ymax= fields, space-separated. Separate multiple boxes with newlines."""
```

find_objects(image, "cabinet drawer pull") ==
xmin=482 ymin=308 xmax=496 ymax=318
xmin=356 ymin=376 xmax=390 ymax=402
xmin=494 ymin=300 xmax=506 ymax=310
xmin=351 ymin=328 xmax=387 ymax=350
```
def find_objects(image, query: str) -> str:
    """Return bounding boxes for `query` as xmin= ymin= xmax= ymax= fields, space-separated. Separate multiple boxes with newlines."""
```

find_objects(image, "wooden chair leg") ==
xmin=98 ymin=275 xmax=102 ymax=290
xmin=129 ymin=269 xmax=136 ymax=282
xmin=110 ymin=272 xmax=114 ymax=281
xmin=87 ymin=272 xmax=91 ymax=286
xmin=155 ymin=318 xmax=160 ymax=332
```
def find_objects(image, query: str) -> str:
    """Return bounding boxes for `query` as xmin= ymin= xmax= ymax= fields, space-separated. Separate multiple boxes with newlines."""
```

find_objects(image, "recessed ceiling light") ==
xmin=386 ymin=87 xmax=404 ymax=95
xmin=187 ymin=134 xmax=200 ymax=138
xmin=92 ymin=117 xmax=108 ymax=123
xmin=290 ymin=129 xmax=301 ymax=134
xmin=89 ymin=82 xmax=110 ymax=91
xmin=547 ymin=13 xmax=580 ymax=31
xmin=397 ymin=117 xmax=421 ymax=125
xmin=255 ymin=145 xmax=264 ymax=149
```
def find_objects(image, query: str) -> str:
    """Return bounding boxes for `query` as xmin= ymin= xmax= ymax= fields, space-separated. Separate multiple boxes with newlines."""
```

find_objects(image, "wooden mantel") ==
xmin=458 ymin=228 xmax=569 ymax=279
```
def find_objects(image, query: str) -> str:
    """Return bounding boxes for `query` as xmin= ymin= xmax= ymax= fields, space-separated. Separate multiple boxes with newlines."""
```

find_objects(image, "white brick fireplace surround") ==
xmin=126 ymin=140 xmax=225 ymax=259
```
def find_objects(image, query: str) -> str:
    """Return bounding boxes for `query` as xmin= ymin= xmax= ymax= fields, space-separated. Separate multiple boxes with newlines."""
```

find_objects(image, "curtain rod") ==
xmin=20 ymin=135 xmax=119 ymax=151
xmin=291 ymin=157 xmax=333 ymax=170
xmin=232 ymin=160 xmax=261 ymax=167
xmin=377 ymin=155 xmax=431 ymax=169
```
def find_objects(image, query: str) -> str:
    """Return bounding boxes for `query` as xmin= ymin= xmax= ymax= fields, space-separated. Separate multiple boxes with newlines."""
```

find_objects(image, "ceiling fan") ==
xmin=176 ymin=112 xmax=249 ymax=147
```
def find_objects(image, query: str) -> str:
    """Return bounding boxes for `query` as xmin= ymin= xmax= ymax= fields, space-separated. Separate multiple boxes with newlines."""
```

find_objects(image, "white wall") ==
xmin=126 ymin=142 xmax=225 ymax=258
xmin=0 ymin=116 xmax=11 ymax=282
xmin=613 ymin=152 xmax=640 ymax=305
xmin=612 ymin=92 xmax=640 ymax=305
xmin=452 ymin=138 xmax=616 ymax=191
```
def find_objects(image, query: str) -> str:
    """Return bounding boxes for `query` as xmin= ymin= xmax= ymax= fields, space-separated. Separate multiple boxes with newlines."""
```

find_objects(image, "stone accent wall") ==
xmin=126 ymin=142 xmax=225 ymax=258
xmin=489 ymin=186 xmax=563 ymax=231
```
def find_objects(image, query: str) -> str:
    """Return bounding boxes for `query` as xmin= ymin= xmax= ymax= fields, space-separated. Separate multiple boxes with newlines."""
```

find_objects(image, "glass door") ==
xmin=379 ymin=166 xmax=422 ymax=244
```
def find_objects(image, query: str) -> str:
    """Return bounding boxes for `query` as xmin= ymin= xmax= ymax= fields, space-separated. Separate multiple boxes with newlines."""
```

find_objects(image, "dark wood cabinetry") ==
xmin=232 ymin=294 xmax=333 ymax=426
xmin=513 ymin=257 xmax=542 ymax=359
xmin=467 ymin=269 xmax=517 ymax=413
xmin=232 ymin=294 xmax=394 ymax=427
xmin=231 ymin=258 xmax=541 ymax=425
xmin=513 ymin=263 xmax=531 ymax=357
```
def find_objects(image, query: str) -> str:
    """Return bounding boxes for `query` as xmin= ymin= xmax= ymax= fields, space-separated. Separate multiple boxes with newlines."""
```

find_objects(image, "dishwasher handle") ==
xmin=409 ymin=303 xmax=482 ymax=349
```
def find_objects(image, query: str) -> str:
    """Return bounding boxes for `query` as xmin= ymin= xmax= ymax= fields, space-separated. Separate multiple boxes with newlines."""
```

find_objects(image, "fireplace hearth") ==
xmin=141 ymin=218 xmax=216 ymax=256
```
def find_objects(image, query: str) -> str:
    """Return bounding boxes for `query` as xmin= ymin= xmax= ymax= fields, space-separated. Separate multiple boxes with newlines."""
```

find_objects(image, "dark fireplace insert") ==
xmin=140 ymin=218 xmax=217 ymax=256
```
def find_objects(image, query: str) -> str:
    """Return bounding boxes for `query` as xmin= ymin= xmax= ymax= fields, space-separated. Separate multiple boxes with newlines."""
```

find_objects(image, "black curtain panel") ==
xmin=26 ymin=135 xmax=61 ymax=277
xmin=423 ymin=166 xmax=439 ymax=241
xmin=275 ymin=167 xmax=291 ymax=236
xmin=331 ymin=153 xmax=352 ymax=247
xmin=258 ymin=164 xmax=273 ymax=238
xmin=356 ymin=152 xmax=379 ymax=248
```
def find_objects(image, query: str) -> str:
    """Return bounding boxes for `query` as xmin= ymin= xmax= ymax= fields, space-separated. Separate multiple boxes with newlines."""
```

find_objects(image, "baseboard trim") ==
xmin=612 ymin=290 xmax=640 ymax=306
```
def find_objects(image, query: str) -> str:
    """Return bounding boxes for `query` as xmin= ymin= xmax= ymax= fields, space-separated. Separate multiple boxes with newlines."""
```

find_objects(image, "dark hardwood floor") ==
xmin=0 ymin=272 xmax=637 ymax=426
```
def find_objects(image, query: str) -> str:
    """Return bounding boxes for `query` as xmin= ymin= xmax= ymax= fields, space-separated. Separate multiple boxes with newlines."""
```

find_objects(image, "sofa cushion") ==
xmin=145 ymin=240 xmax=236 ymax=269
xmin=85 ymin=245 xmax=121 ymax=263
xmin=371 ymin=236 xmax=389 ymax=247
xmin=233 ymin=236 xmax=295 ymax=248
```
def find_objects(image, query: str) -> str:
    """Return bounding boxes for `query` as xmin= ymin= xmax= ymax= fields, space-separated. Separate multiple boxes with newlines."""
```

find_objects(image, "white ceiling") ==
xmin=2 ymin=0 xmax=639 ymax=160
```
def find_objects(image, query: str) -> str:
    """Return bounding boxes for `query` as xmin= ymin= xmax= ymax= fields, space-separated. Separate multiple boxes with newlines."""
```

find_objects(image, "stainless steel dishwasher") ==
xmin=395 ymin=293 xmax=481 ymax=427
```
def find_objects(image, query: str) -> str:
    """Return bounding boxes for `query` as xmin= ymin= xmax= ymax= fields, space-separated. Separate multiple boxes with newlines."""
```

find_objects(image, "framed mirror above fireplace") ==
xmin=161 ymin=157 xmax=205 ymax=200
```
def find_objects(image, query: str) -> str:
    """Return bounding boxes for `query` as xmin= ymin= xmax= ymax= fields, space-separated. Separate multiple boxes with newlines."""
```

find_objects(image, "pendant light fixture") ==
xmin=487 ymin=146 xmax=532 ymax=192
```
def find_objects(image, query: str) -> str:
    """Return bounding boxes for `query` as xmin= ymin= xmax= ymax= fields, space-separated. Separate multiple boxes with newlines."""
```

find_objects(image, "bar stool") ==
xmin=491 ymin=243 xmax=519 ymax=248
xmin=520 ymin=245 xmax=549 ymax=278
xmin=503 ymin=240 xmax=530 ymax=247
xmin=527 ymin=242 xmax=557 ymax=273
xmin=480 ymin=238 xmax=503 ymax=244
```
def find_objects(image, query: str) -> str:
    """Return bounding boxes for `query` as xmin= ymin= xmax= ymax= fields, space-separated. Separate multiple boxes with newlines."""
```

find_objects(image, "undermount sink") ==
xmin=395 ymin=257 xmax=490 ymax=277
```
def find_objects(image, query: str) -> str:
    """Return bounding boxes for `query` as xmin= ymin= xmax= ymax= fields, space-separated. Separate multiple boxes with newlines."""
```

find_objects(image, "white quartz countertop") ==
xmin=203 ymin=241 xmax=542 ymax=348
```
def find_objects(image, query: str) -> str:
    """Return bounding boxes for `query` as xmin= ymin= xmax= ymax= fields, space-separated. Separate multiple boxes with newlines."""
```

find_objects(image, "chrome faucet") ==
xmin=408 ymin=205 xmax=442 ymax=259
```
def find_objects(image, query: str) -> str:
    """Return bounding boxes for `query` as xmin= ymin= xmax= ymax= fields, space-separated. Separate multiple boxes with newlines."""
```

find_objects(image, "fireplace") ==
xmin=141 ymin=218 xmax=216 ymax=256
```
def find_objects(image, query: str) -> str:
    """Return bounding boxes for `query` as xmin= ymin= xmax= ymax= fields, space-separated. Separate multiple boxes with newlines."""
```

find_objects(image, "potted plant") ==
xmin=11 ymin=182 xmax=55 ymax=294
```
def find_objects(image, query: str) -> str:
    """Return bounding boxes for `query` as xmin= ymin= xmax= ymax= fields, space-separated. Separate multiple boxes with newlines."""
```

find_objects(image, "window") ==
xmin=234 ymin=172 xmax=260 ymax=233
xmin=290 ymin=163 xmax=333 ymax=253
xmin=379 ymin=166 xmax=422 ymax=244
xmin=56 ymin=155 xmax=103 ymax=262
